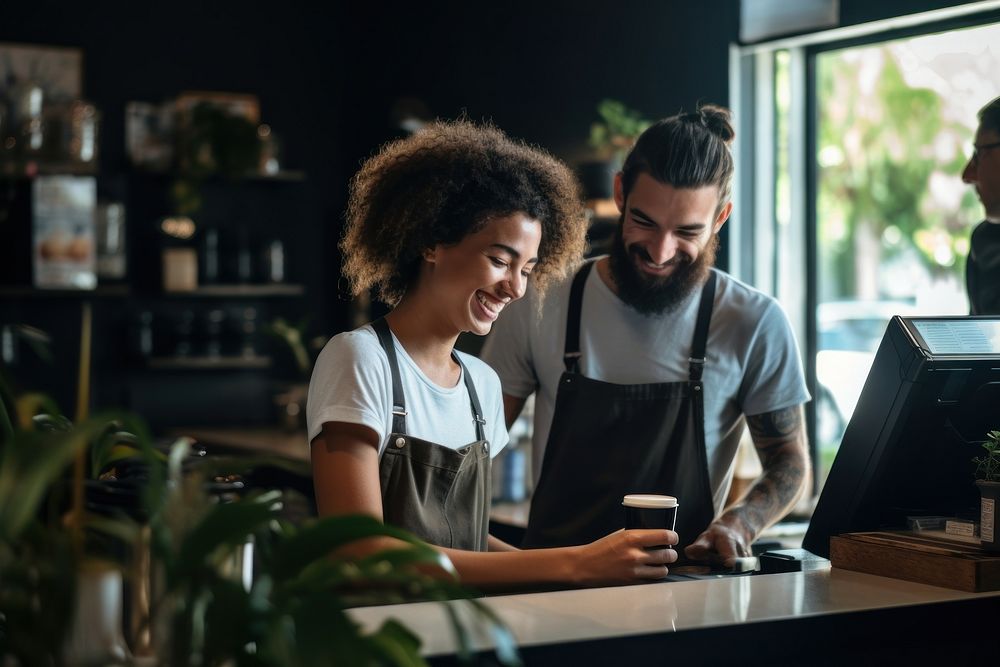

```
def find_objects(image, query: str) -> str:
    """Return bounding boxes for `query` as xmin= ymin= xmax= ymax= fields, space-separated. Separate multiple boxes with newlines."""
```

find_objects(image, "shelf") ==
xmin=146 ymin=355 xmax=272 ymax=370
xmin=0 ymin=161 xmax=99 ymax=178
xmin=0 ymin=284 xmax=131 ymax=298
xmin=251 ymin=170 xmax=306 ymax=182
xmin=161 ymin=283 xmax=304 ymax=298
xmin=127 ymin=167 xmax=306 ymax=183
xmin=0 ymin=284 xmax=303 ymax=299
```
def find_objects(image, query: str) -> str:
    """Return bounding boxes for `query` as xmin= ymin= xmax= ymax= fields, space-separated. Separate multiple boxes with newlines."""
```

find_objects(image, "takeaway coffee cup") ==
xmin=623 ymin=494 xmax=678 ymax=550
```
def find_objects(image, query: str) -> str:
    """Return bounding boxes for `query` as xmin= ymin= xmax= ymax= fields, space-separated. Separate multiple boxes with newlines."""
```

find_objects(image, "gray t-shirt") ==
xmin=480 ymin=261 xmax=810 ymax=514
xmin=307 ymin=325 xmax=509 ymax=458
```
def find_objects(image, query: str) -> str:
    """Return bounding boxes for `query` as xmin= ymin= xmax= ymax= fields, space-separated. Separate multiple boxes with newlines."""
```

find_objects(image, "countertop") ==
xmin=171 ymin=427 xmax=309 ymax=462
xmin=347 ymin=567 xmax=1000 ymax=663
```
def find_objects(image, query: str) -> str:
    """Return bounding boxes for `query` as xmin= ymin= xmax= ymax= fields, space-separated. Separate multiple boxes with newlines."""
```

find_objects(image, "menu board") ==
xmin=910 ymin=319 xmax=1000 ymax=355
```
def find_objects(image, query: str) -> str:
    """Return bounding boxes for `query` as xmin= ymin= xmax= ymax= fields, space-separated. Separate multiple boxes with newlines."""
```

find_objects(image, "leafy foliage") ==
xmin=588 ymin=99 xmax=651 ymax=164
xmin=0 ymin=387 xmax=520 ymax=666
xmin=172 ymin=102 xmax=263 ymax=217
xmin=973 ymin=430 xmax=1000 ymax=483
xmin=816 ymin=46 xmax=979 ymax=300
xmin=144 ymin=439 xmax=520 ymax=666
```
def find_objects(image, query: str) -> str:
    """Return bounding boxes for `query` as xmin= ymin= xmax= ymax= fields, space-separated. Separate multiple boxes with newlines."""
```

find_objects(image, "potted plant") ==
xmin=577 ymin=99 xmax=651 ymax=201
xmin=1 ymin=350 xmax=519 ymax=665
xmin=134 ymin=439 xmax=520 ymax=666
xmin=171 ymin=101 xmax=263 ymax=218
xmin=973 ymin=429 xmax=1000 ymax=552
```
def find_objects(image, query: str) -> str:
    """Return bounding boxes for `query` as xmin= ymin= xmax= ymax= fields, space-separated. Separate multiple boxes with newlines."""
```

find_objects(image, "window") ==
xmin=732 ymin=4 xmax=1000 ymax=495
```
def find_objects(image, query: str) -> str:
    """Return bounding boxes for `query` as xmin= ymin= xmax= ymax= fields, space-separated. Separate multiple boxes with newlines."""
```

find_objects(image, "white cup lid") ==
xmin=622 ymin=494 xmax=678 ymax=509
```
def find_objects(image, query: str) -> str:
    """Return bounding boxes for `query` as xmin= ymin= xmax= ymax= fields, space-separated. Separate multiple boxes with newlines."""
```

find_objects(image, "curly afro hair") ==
xmin=341 ymin=120 xmax=588 ymax=305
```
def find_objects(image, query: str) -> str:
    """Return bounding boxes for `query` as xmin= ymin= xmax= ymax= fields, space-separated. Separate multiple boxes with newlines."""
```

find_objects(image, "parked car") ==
xmin=815 ymin=300 xmax=921 ymax=446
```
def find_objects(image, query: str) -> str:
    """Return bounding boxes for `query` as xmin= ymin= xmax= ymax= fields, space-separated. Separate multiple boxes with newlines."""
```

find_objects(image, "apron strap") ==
xmin=564 ymin=261 xmax=718 ymax=381
xmin=563 ymin=260 xmax=595 ymax=372
xmin=454 ymin=354 xmax=487 ymax=442
xmin=371 ymin=317 xmax=408 ymax=434
xmin=688 ymin=271 xmax=717 ymax=383
xmin=371 ymin=317 xmax=488 ymax=441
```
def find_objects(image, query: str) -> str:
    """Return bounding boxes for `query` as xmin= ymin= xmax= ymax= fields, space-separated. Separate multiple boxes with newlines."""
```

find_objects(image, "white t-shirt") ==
xmin=307 ymin=324 xmax=509 ymax=458
xmin=480 ymin=262 xmax=810 ymax=514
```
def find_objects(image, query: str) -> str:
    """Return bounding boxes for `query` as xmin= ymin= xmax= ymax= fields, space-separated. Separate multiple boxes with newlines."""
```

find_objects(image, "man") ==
xmin=963 ymin=95 xmax=1000 ymax=315
xmin=481 ymin=105 xmax=810 ymax=566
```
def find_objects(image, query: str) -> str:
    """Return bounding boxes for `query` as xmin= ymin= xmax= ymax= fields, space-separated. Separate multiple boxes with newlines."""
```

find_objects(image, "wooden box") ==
xmin=830 ymin=531 xmax=1000 ymax=592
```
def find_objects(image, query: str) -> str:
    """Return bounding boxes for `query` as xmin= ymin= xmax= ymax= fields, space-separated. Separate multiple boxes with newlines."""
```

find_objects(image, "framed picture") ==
xmin=0 ymin=42 xmax=82 ymax=102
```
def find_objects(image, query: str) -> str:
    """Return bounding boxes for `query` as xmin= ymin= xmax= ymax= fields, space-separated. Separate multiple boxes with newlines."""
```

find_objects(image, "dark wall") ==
xmin=339 ymin=1 xmax=740 ymax=173
xmin=3 ymin=0 xmax=744 ymax=335
xmin=336 ymin=1 xmax=740 ymax=276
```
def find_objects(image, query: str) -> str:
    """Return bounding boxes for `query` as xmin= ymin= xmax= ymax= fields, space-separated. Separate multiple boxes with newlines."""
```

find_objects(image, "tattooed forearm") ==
xmin=746 ymin=406 xmax=800 ymax=440
xmin=722 ymin=405 xmax=809 ymax=541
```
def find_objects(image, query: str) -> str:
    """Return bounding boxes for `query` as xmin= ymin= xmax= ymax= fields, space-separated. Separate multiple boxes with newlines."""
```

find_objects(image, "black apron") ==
xmin=371 ymin=318 xmax=492 ymax=551
xmin=523 ymin=261 xmax=717 ymax=555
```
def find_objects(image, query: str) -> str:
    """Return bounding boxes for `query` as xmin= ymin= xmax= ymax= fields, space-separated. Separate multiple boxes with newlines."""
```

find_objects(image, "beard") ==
xmin=607 ymin=219 xmax=717 ymax=316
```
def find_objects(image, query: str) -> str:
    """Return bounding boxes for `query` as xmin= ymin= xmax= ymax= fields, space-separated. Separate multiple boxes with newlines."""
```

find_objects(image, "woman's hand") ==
xmin=567 ymin=529 xmax=678 ymax=586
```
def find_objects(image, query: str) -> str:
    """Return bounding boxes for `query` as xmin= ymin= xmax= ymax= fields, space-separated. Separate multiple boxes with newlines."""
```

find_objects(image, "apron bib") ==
xmin=371 ymin=318 xmax=492 ymax=551
xmin=523 ymin=261 xmax=717 ymax=555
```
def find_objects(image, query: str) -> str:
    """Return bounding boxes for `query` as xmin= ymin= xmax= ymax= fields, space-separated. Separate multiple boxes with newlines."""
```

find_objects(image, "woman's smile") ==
xmin=474 ymin=290 xmax=507 ymax=321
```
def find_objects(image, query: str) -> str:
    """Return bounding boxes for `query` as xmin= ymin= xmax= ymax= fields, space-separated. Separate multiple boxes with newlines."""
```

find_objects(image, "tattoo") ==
xmin=725 ymin=406 xmax=809 ymax=540
xmin=746 ymin=406 xmax=800 ymax=439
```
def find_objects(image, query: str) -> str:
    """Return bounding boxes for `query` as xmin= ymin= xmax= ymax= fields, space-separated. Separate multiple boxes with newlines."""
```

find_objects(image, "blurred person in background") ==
xmin=963 ymin=95 xmax=1000 ymax=315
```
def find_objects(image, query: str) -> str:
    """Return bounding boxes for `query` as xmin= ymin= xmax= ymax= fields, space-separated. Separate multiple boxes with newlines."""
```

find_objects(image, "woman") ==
xmin=308 ymin=120 xmax=676 ymax=589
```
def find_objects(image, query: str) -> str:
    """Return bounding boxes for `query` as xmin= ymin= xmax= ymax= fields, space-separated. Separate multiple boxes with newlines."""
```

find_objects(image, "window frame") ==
xmin=730 ymin=1 xmax=1000 ymax=495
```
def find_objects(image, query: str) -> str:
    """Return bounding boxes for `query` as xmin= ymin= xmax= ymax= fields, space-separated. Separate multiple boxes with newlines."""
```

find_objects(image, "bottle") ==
xmin=204 ymin=309 xmax=225 ymax=358
xmin=96 ymin=201 xmax=126 ymax=280
xmin=236 ymin=229 xmax=253 ymax=283
xmin=201 ymin=228 xmax=220 ymax=284
xmin=240 ymin=307 xmax=258 ymax=358
xmin=13 ymin=79 xmax=45 ymax=157
xmin=265 ymin=239 xmax=285 ymax=283
xmin=174 ymin=310 xmax=195 ymax=357
xmin=133 ymin=311 xmax=154 ymax=359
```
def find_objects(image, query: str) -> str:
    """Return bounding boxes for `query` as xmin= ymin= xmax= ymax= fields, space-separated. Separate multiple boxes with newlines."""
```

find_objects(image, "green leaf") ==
xmin=464 ymin=598 xmax=522 ymax=666
xmin=0 ymin=420 xmax=103 ymax=539
xmin=0 ymin=386 xmax=14 ymax=443
xmin=171 ymin=493 xmax=282 ymax=586
xmin=270 ymin=514 xmax=456 ymax=581
xmin=167 ymin=436 xmax=193 ymax=484
xmin=366 ymin=618 xmax=428 ymax=667
xmin=355 ymin=546 xmax=458 ymax=576
xmin=285 ymin=597 xmax=371 ymax=667
xmin=199 ymin=577 xmax=257 ymax=664
xmin=443 ymin=601 xmax=474 ymax=662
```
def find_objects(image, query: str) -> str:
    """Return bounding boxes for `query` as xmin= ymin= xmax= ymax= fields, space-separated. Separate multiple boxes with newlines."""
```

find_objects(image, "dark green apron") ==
xmin=523 ymin=261 xmax=717 ymax=556
xmin=371 ymin=318 xmax=491 ymax=551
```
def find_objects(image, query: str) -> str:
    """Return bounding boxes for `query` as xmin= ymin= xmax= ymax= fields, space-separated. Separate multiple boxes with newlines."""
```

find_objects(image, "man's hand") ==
xmin=687 ymin=405 xmax=809 ymax=565
xmin=684 ymin=515 xmax=752 ymax=567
